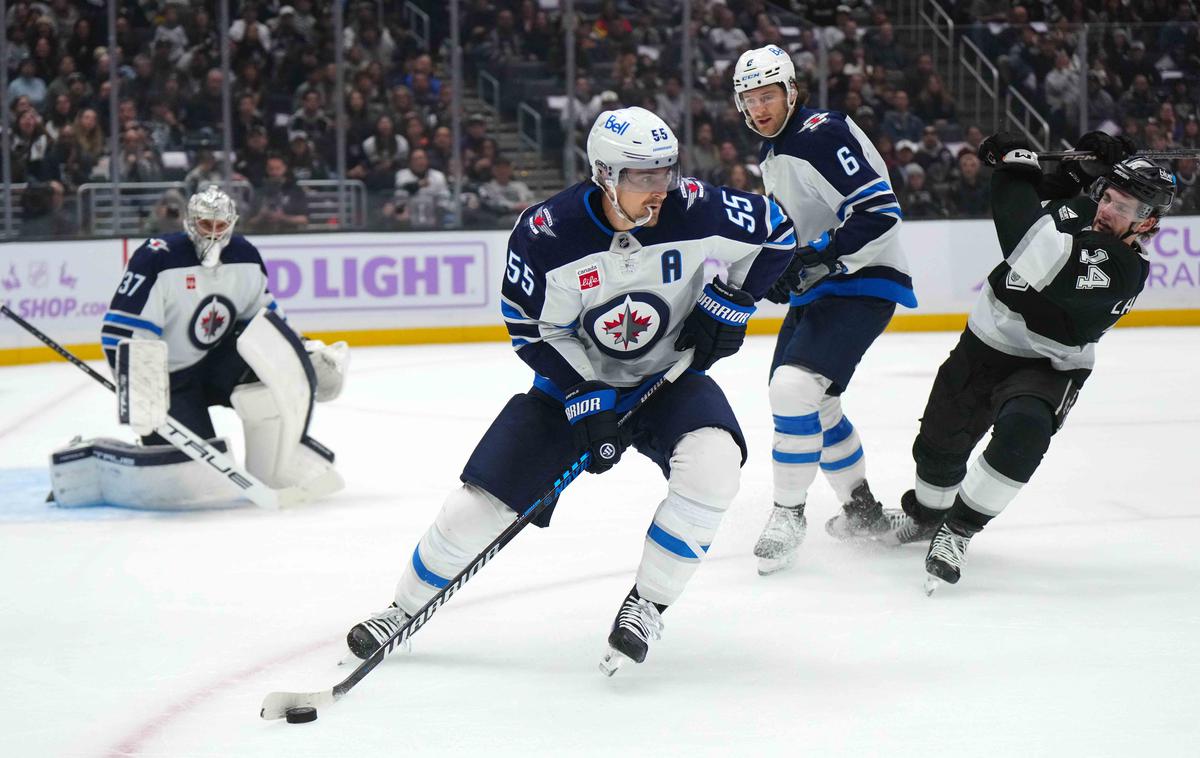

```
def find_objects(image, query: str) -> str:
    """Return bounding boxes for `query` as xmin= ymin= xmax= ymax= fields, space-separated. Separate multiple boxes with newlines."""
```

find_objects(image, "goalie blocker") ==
xmin=50 ymin=309 xmax=345 ymax=509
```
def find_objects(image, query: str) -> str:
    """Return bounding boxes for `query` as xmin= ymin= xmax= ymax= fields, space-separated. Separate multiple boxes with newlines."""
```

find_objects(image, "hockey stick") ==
xmin=1040 ymin=149 xmax=1200 ymax=161
xmin=1 ymin=304 xmax=302 ymax=510
xmin=260 ymin=350 xmax=695 ymax=720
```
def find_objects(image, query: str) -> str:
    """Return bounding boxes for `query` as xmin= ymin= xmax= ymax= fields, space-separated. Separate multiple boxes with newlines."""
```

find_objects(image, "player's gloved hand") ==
xmin=764 ymin=255 xmax=803 ymax=304
xmin=564 ymin=380 xmax=624 ymax=474
xmin=304 ymin=339 xmax=350 ymax=402
xmin=1062 ymin=131 xmax=1137 ymax=186
xmin=674 ymin=277 xmax=756 ymax=371
xmin=978 ymin=132 xmax=1041 ymax=178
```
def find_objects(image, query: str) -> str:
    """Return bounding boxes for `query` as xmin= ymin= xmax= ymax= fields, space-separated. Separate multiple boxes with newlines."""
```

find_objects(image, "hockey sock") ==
xmin=953 ymin=396 xmax=1054 ymax=531
xmin=636 ymin=428 xmax=739 ymax=607
xmin=393 ymin=484 xmax=516 ymax=614
xmin=817 ymin=396 xmax=867 ymax=503
xmin=769 ymin=365 xmax=830 ymax=507
xmin=912 ymin=435 xmax=969 ymax=515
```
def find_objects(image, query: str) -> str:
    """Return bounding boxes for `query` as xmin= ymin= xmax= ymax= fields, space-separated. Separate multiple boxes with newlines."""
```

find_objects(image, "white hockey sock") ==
xmin=393 ymin=484 xmax=516 ymax=614
xmin=818 ymin=396 xmax=867 ymax=504
xmin=915 ymin=474 xmax=959 ymax=511
xmin=770 ymin=366 xmax=830 ymax=507
xmin=636 ymin=428 xmax=739 ymax=607
xmin=957 ymin=455 xmax=1025 ymax=519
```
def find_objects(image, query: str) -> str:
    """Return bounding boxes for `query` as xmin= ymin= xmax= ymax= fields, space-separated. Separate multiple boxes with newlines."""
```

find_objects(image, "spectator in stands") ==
xmin=1119 ymin=73 xmax=1158 ymax=122
xmin=866 ymin=22 xmax=907 ymax=71
xmin=235 ymin=61 xmax=267 ymax=111
xmin=904 ymin=52 xmax=936 ymax=100
xmin=1044 ymin=50 xmax=1080 ymax=130
xmin=653 ymin=76 xmax=686 ymax=135
xmin=11 ymin=110 xmax=50 ymax=183
xmin=67 ymin=107 xmax=104 ymax=181
xmin=1181 ymin=115 xmax=1200 ymax=149
xmin=44 ymin=93 xmax=74 ymax=143
xmin=287 ymin=132 xmax=329 ymax=182
xmin=461 ymin=113 xmax=490 ymax=164
xmin=142 ymin=187 xmax=188 ymax=235
xmin=525 ymin=9 xmax=558 ymax=60
xmin=362 ymin=114 xmax=410 ymax=193
xmin=1116 ymin=40 xmax=1158 ymax=90
xmin=229 ymin=2 xmax=271 ymax=52
xmin=118 ymin=125 xmax=165 ymax=183
xmin=883 ymin=90 xmax=925 ymax=143
xmin=1174 ymin=158 xmax=1200 ymax=214
xmin=709 ymin=4 xmax=750 ymax=62
xmin=391 ymin=148 xmax=450 ymax=227
xmin=897 ymin=164 xmax=946 ymax=219
xmin=1086 ymin=70 xmax=1119 ymax=130
xmin=45 ymin=55 xmax=77 ymax=106
xmin=915 ymin=125 xmax=954 ymax=186
xmin=247 ymin=154 xmax=310 ymax=232
xmin=479 ymin=156 xmax=534 ymax=226
xmin=152 ymin=4 xmax=189 ymax=65
xmin=914 ymin=74 xmax=957 ymax=125
xmin=403 ymin=116 xmax=430 ymax=156
xmin=20 ymin=180 xmax=76 ymax=237
xmin=725 ymin=163 xmax=762 ymax=194
xmin=345 ymin=89 xmax=376 ymax=147
xmin=8 ymin=57 xmax=47 ymax=111
xmin=486 ymin=8 xmax=524 ymax=66
xmin=710 ymin=140 xmax=744 ymax=187
xmin=66 ymin=18 xmax=97 ymax=80
xmin=401 ymin=54 xmax=442 ymax=98
xmin=592 ymin=1 xmax=633 ymax=42
xmin=187 ymin=69 xmax=225 ymax=131
xmin=1157 ymin=101 xmax=1181 ymax=143
xmin=947 ymin=150 xmax=990 ymax=218
xmin=290 ymin=90 xmax=331 ymax=144
xmin=688 ymin=122 xmax=721 ymax=183
xmin=389 ymin=85 xmax=421 ymax=128
xmin=854 ymin=105 xmax=880 ymax=143
xmin=409 ymin=71 xmax=440 ymax=111
xmin=271 ymin=6 xmax=313 ymax=70
xmin=232 ymin=93 xmax=266 ymax=152
xmin=289 ymin=0 xmax=319 ymax=42
xmin=145 ymin=99 xmax=183 ymax=153
xmin=235 ymin=125 xmax=271 ymax=187
xmin=893 ymin=139 xmax=918 ymax=188
xmin=184 ymin=149 xmax=223 ymax=196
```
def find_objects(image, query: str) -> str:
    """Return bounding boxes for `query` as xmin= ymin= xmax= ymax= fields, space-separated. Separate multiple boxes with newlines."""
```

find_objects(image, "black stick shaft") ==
xmin=1 ymin=305 xmax=114 ymax=391
xmin=1040 ymin=149 xmax=1200 ymax=161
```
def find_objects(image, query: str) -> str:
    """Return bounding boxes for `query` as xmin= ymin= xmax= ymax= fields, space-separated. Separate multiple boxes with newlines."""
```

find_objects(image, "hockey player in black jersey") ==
xmin=877 ymin=131 xmax=1177 ymax=592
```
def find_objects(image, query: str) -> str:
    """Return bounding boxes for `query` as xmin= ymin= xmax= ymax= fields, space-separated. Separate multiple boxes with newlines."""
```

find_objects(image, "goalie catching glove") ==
xmin=304 ymin=339 xmax=349 ymax=402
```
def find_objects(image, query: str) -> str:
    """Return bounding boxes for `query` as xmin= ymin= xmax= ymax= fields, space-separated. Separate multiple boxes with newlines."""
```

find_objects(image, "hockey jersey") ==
xmin=502 ymin=179 xmax=796 ymax=396
xmin=100 ymin=232 xmax=280 ymax=372
xmin=969 ymin=169 xmax=1149 ymax=372
xmin=759 ymin=106 xmax=916 ymax=308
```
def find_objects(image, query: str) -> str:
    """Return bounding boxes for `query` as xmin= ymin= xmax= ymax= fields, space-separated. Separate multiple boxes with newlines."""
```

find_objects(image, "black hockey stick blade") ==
xmin=259 ymin=350 xmax=694 ymax=720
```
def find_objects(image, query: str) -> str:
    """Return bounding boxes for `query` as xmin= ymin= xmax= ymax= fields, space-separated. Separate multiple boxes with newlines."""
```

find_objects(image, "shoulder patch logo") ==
xmin=147 ymin=238 xmax=168 ymax=252
xmin=577 ymin=263 xmax=601 ymax=291
xmin=799 ymin=113 xmax=829 ymax=133
xmin=679 ymin=177 xmax=705 ymax=210
xmin=527 ymin=206 xmax=556 ymax=238
xmin=1057 ymin=206 xmax=1078 ymax=221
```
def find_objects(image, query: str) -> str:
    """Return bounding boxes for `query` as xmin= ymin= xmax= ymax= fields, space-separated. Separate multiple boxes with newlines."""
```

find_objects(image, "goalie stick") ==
xmin=259 ymin=350 xmax=695 ymax=720
xmin=1 ymin=304 xmax=303 ymax=510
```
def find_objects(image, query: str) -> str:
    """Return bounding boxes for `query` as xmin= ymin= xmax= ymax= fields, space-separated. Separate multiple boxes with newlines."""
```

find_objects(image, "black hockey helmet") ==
xmin=1089 ymin=157 xmax=1177 ymax=220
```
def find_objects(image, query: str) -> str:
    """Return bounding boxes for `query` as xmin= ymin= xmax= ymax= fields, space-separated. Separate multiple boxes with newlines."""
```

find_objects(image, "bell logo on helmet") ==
xmin=603 ymin=115 xmax=632 ymax=136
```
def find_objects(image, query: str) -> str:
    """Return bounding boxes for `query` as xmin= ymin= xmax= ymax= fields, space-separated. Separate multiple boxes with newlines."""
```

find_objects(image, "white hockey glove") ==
xmin=115 ymin=339 xmax=169 ymax=437
xmin=305 ymin=339 xmax=349 ymax=402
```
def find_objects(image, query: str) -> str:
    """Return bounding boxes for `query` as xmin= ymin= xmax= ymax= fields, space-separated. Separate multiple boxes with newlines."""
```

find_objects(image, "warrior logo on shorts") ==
xmin=188 ymin=294 xmax=235 ymax=350
xmin=584 ymin=291 xmax=670 ymax=359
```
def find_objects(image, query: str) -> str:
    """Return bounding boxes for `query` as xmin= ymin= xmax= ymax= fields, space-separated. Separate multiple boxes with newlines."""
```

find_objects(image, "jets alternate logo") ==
xmin=148 ymin=238 xmax=168 ymax=252
xmin=799 ymin=113 xmax=829 ymax=133
xmin=584 ymin=292 xmax=670 ymax=359
xmin=527 ymin=206 xmax=556 ymax=238
xmin=188 ymin=294 xmax=235 ymax=350
xmin=679 ymin=177 xmax=705 ymax=209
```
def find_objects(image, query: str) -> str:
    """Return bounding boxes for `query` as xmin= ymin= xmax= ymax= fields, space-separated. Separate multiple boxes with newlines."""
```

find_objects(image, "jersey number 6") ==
xmin=836 ymin=146 xmax=860 ymax=175
xmin=506 ymin=250 xmax=536 ymax=296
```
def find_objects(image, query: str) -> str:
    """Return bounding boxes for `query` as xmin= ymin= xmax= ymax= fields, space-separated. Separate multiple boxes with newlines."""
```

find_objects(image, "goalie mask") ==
xmin=184 ymin=186 xmax=239 ymax=268
xmin=732 ymin=45 xmax=804 ymax=139
xmin=586 ymin=106 xmax=680 ymax=227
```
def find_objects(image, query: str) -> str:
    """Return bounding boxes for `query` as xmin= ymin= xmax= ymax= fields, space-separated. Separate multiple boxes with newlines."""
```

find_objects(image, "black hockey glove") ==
xmin=564 ymin=380 xmax=624 ymax=474
xmin=978 ymin=132 xmax=1041 ymax=179
xmin=675 ymin=277 xmax=756 ymax=371
xmin=1061 ymin=131 xmax=1137 ymax=186
xmin=764 ymin=230 xmax=840 ymax=304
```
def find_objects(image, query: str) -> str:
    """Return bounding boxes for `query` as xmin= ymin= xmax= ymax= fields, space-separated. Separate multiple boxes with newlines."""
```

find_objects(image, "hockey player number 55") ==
xmin=721 ymin=190 xmax=756 ymax=233
xmin=506 ymin=250 xmax=536 ymax=296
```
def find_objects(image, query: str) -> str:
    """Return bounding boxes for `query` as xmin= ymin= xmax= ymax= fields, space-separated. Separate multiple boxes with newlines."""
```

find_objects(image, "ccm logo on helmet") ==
xmin=603 ymin=115 xmax=631 ymax=135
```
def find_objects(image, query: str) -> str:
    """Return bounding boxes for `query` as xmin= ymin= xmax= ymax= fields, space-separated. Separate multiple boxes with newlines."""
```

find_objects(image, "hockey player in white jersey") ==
xmin=732 ymin=45 xmax=918 ymax=574
xmin=345 ymin=107 xmax=796 ymax=673
xmin=49 ymin=187 xmax=345 ymax=509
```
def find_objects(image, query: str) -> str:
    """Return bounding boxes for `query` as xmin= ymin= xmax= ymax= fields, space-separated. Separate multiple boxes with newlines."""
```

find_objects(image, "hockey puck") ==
xmin=285 ymin=706 xmax=318 ymax=724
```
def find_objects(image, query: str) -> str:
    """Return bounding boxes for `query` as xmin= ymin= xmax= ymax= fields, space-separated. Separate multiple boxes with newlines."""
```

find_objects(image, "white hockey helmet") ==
xmin=586 ymin=106 xmax=680 ymax=226
xmin=184 ymin=186 xmax=239 ymax=268
xmin=732 ymin=45 xmax=802 ymax=139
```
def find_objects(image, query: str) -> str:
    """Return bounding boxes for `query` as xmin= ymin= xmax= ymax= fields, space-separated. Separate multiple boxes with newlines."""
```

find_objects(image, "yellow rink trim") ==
xmin=3 ymin=309 xmax=1198 ymax=366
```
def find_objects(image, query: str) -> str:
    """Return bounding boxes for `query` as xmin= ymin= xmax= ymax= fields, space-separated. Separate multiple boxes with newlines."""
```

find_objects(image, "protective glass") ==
xmin=737 ymin=86 xmax=784 ymax=112
xmin=617 ymin=164 xmax=680 ymax=194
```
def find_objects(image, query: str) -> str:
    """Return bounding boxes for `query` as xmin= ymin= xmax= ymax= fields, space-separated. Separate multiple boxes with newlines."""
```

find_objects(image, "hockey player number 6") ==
xmin=506 ymin=250 xmax=536 ymax=296
xmin=836 ymin=147 xmax=860 ymax=175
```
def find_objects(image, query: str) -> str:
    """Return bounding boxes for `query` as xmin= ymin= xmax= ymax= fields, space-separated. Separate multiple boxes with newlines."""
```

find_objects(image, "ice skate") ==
xmin=345 ymin=603 xmax=413 ymax=661
xmin=924 ymin=522 xmax=973 ymax=595
xmin=754 ymin=503 xmax=807 ymax=575
xmin=878 ymin=490 xmax=944 ymax=546
xmin=825 ymin=481 xmax=890 ymax=540
xmin=599 ymin=587 xmax=664 ymax=677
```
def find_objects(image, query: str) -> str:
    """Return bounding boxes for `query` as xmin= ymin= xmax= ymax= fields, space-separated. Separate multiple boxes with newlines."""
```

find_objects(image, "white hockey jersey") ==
xmin=101 ymin=232 xmax=280 ymax=373
xmin=502 ymin=179 xmax=795 ymax=396
xmin=759 ymin=106 xmax=916 ymax=308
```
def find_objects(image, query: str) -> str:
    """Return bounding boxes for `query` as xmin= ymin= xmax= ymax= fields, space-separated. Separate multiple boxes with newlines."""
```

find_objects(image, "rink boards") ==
xmin=2 ymin=216 xmax=1199 ymax=364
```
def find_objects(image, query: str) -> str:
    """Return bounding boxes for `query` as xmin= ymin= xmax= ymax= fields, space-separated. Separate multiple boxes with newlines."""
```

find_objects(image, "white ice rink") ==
xmin=1 ymin=329 xmax=1197 ymax=757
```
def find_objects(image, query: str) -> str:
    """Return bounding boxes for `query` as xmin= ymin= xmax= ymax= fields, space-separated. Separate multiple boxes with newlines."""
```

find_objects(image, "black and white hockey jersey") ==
xmin=970 ymin=169 xmax=1149 ymax=372
xmin=100 ymin=232 xmax=280 ymax=372
xmin=501 ymin=179 xmax=796 ymax=395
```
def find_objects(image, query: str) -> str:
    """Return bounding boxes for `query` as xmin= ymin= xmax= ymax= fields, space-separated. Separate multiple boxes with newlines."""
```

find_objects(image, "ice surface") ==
xmin=1 ymin=330 xmax=1197 ymax=757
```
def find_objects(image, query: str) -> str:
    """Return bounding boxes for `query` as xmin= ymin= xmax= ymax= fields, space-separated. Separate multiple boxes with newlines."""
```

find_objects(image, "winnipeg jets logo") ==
xmin=679 ymin=177 xmax=705 ymax=209
xmin=799 ymin=113 xmax=829 ymax=133
xmin=584 ymin=292 xmax=670 ymax=359
xmin=187 ymin=295 xmax=235 ymax=350
xmin=1058 ymin=206 xmax=1078 ymax=221
xmin=148 ymin=238 xmax=169 ymax=252
xmin=527 ymin=206 xmax=556 ymax=238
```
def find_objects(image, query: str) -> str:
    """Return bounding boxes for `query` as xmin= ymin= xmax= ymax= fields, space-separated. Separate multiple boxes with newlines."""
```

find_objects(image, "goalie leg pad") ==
xmin=636 ymin=427 xmax=740 ymax=607
xmin=233 ymin=309 xmax=340 ymax=493
xmin=116 ymin=339 xmax=169 ymax=437
xmin=393 ymin=484 xmax=516 ymax=614
xmin=769 ymin=364 xmax=831 ymax=507
xmin=49 ymin=436 xmax=240 ymax=509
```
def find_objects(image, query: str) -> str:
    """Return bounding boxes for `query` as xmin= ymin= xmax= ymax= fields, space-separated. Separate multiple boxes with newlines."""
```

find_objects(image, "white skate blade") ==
xmin=756 ymin=553 xmax=795 ymax=576
xmin=599 ymin=648 xmax=632 ymax=677
xmin=924 ymin=574 xmax=943 ymax=596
